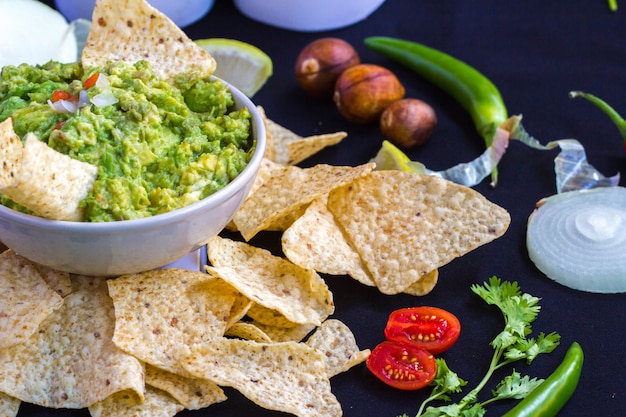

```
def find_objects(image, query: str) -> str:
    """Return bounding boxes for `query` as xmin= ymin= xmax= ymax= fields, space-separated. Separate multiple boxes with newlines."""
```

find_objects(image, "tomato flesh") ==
xmin=384 ymin=306 xmax=461 ymax=354
xmin=51 ymin=90 xmax=77 ymax=103
xmin=83 ymin=73 xmax=100 ymax=89
xmin=366 ymin=341 xmax=437 ymax=390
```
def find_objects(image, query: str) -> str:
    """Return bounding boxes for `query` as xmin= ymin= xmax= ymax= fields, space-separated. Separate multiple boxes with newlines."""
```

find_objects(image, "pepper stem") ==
xmin=569 ymin=91 xmax=626 ymax=152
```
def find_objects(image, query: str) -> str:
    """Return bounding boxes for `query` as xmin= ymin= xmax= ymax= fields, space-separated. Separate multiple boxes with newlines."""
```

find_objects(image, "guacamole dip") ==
xmin=0 ymin=60 xmax=254 ymax=222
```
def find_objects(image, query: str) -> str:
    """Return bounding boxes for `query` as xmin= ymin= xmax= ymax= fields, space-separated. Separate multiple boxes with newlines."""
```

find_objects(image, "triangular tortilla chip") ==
xmin=402 ymin=269 xmax=439 ymax=296
xmin=207 ymin=236 xmax=334 ymax=326
xmin=0 ymin=276 xmax=145 ymax=408
xmin=107 ymin=269 xmax=237 ymax=376
xmin=88 ymin=386 xmax=182 ymax=417
xmin=0 ymin=392 xmax=20 ymax=417
xmin=327 ymin=171 xmax=511 ymax=295
xmin=232 ymin=162 xmax=374 ymax=240
xmin=282 ymin=198 xmax=439 ymax=295
xmin=0 ymin=249 xmax=64 ymax=349
xmin=282 ymin=198 xmax=375 ymax=287
xmin=145 ymin=364 xmax=226 ymax=410
xmin=263 ymin=116 xmax=347 ymax=165
xmin=181 ymin=338 xmax=342 ymax=417
xmin=305 ymin=319 xmax=370 ymax=378
xmin=0 ymin=119 xmax=98 ymax=221
xmin=82 ymin=0 xmax=216 ymax=81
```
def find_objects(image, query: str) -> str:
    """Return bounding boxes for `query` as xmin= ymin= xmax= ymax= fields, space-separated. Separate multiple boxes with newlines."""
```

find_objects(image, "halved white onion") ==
xmin=527 ymin=187 xmax=626 ymax=293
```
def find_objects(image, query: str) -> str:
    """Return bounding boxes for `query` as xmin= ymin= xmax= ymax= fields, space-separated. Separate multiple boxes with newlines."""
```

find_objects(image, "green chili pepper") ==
xmin=569 ymin=91 xmax=626 ymax=152
xmin=364 ymin=36 xmax=509 ymax=185
xmin=607 ymin=0 xmax=618 ymax=12
xmin=502 ymin=342 xmax=584 ymax=417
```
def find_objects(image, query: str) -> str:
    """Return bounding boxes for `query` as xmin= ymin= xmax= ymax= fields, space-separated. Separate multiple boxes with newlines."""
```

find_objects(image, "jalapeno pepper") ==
xmin=502 ymin=342 xmax=584 ymax=417
xmin=364 ymin=36 xmax=509 ymax=184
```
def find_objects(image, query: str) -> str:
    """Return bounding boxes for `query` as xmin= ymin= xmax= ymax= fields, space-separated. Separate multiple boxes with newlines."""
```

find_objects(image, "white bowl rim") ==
xmin=0 ymin=82 xmax=266 ymax=234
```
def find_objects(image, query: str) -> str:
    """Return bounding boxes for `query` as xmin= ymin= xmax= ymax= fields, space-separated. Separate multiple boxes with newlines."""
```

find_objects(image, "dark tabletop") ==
xmin=29 ymin=1 xmax=626 ymax=416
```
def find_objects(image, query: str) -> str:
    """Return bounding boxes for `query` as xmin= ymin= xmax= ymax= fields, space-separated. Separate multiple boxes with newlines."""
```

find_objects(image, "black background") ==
xmin=26 ymin=1 xmax=626 ymax=416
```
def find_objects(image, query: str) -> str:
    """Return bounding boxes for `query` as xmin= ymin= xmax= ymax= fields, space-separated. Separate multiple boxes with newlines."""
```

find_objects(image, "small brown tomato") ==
xmin=294 ymin=38 xmax=360 ymax=99
xmin=380 ymin=98 xmax=437 ymax=149
xmin=333 ymin=64 xmax=405 ymax=124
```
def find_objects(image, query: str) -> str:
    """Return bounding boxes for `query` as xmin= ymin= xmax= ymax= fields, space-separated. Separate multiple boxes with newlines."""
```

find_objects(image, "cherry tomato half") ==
xmin=384 ymin=306 xmax=461 ymax=354
xmin=366 ymin=341 xmax=437 ymax=390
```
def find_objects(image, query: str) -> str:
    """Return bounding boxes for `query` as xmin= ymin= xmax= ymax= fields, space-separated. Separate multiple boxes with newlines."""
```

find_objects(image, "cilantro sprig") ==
xmin=399 ymin=277 xmax=561 ymax=417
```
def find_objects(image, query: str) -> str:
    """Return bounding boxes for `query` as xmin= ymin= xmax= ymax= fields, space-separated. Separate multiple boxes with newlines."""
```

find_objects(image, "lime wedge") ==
xmin=372 ymin=140 xmax=426 ymax=173
xmin=195 ymin=38 xmax=272 ymax=97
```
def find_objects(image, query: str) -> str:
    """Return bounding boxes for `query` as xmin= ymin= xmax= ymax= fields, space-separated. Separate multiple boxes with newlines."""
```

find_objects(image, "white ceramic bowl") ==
xmin=53 ymin=0 xmax=215 ymax=28
xmin=233 ymin=0 xmax=387 ymax=32
xmin=0 ymin=82 xmax=265 ymax=276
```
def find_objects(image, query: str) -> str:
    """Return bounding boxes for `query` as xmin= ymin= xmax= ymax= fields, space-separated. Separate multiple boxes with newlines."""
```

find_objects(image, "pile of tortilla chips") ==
xmin=233 ymin=111 xmax=511 ymax=295
xmin=0 ymin=245 xmax=369 ymax=417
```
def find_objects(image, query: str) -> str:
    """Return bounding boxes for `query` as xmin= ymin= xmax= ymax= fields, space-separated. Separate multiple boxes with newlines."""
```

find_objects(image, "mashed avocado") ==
xmin=0 ymin=60 xmax=254 ymax=222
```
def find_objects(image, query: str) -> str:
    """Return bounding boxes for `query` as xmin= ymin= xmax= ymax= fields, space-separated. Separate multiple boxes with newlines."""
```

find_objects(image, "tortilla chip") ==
xmin=2 ymin=249 xmax=73 ymax=297
xmin=0 ymin=392 xmax=20 ymax=417
xmin=207 ymin=236 xmax=334 ymax=326
xmin=257 ymin=106 xmax=276 ymax=161
xmin=82 ymin=0 xmax=215 ymax=81
xmin=0 ymin=276 xmax=145 ymax=408
xmin=254 ymin=321 xmax=317 ymax=343
xmin=0 ymin=120 xmax=98 ymax=221
xmin=225 ymin=321 xmax=272 ymax=343
xmin=0 ymin=249 xmax=64 ymax=349
xmin=282 ymin=198 xmax=375 ymax=287
xmin=232 ymin=162 xmax=375 ymax=240
xmin=181 ymin=338 xmax=342 ymax=417
xmin=402 ymin=269 xmax=439 ymax=296
xmin=145 ymin=364 xmax=226 ymax=410
xmin=224 ymin=292 xmax=254 ymax=330
xmin=107 ymin=269 xmax=237 ymax=376
xmin=33 ymin=263 xmax=72 ymax=297
xmin=305 ymin=319 xmax=370 ymax=378
xmin=246 ymin=303 xmax=300 ymax=328
xmin=225 ymin=157 xmax=284 ymax=232
xmin=263 ymin=116 xmax=347 ymax=165
xmin=327 ymin=171 xmax=511 ymax=295
xmin=88 ymin=387 xmax=182 ymax=417
xmin=281 ymin=198 xmax=437 ymax=295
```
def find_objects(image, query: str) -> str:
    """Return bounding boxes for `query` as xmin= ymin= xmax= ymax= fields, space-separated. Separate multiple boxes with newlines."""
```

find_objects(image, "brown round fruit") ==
xmin=380 ymin=98 xmax=437 ymax=149
xmin=333 ymin=64 xmax=405 ymax=124
xmin=295 ymin=38 xmax=360 ymax=99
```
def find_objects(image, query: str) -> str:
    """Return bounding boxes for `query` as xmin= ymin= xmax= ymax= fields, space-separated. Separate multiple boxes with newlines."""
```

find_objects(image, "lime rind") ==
xmin=195 ymin=38 xmax=272 ymax=97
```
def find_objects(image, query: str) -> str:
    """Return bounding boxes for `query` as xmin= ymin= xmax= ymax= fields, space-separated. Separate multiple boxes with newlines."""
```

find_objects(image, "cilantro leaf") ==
xmin=490 ymin=371 xmax=544 ymax=401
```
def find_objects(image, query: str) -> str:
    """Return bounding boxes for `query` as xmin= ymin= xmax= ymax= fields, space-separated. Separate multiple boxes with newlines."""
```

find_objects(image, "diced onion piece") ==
xmin=78 ymin=90 xmax=90 ymax=108
xmin=91 ymin=91 xmax=118 ymax=107
xmin=527 ymin=187 xmax=626 ymax=293
xmin=90 ymin=74 xmax=118 ymax=107
xmin=47 ymin=98 xmax=77 ymax=113
xmin=95 ymin=72 xmax=110 ymax=89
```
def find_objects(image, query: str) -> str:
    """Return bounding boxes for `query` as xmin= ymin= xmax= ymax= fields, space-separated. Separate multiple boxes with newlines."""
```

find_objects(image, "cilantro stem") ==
xmin=458 ymin=347 xmax=509 ymax=408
